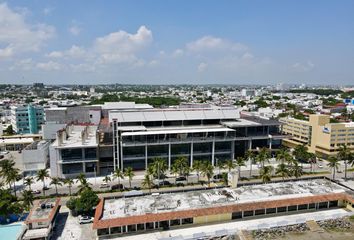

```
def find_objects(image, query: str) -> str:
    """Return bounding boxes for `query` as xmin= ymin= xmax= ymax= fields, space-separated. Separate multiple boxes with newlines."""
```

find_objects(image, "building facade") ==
xmin=108 ymin=108 xmax=287 ymax=173
xmin=280 ymin=114 xmax=354 ymax=158
xmin=49 ymin=125 xmax=99 ymax=178
xmin=21 ymin=140 xmax=50 ymax=176
xmin=10 ymin=105 xmax=44 ymax=134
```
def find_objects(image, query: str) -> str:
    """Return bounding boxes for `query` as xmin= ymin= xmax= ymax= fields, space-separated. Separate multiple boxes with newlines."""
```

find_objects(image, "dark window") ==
xmin=308 ymin=203 xmax=316 ymax=209
xmin=146 ymin=222 xmax=154 ymax=230
xmin=329 ymin=201 xmax=338 ymax=208
xmin=243 ymin=210 xmax=254 ymax=217
xmin=61 ymin=148 xmax=82 ymax=160
xmin=298 ymin=204 xmax=308 ymax=210
xmin=182 ymin=218 xmax=193 ymax=224
xmin=137 ymin=224 xmax=145 ymax=231
xmin=127 ymin=225 xmax=136 ymax=232
xmin=318 ymin=202 xmax=328 ymax=209
xmin=255 ymin=209 xmax=265 ymax=215
xmin=110 ymin=227 xmax=121 ymax=234
xmin=232 ymin=212 xmax=242 ymax=219
xmin=266 ymin=208 xmax=276 ymax=214
xmin=288 ymin=205 xmax=297 ymax=211
xmin=97 ymin=228 xmax=109 ymax=236
xmin=170 ymin=219 xmax=181 ymax=226
xmin=84 ymin=148 xmax=97 ymax=159
xmin=277 ymin=207 xmax=286 ymax=213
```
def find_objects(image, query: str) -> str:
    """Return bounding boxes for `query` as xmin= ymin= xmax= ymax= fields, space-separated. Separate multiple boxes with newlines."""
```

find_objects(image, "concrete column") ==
xmin=212 ymin=140 xmax=215 ymax=166
xmin=109 ymin=227 xmax=111 ymax=235
xmin=145 ymin=144 xmax=148 ymax=170
xmin=120 ymin=142 xmax=123 ymax=170
xmin=231 ymin=140 xmax=235 ymax=160
xmin=190 ymin=142 xmax=193 ymax=167
xmin=82 ymin=162 xmax=85 ymax=173
xmin=168 ymin=143 xmax=171 ymax=170
xmin=249 ymin=139 xmax=252 ymax=150
xmin=269 ymin=138 xmax=272 ymax=150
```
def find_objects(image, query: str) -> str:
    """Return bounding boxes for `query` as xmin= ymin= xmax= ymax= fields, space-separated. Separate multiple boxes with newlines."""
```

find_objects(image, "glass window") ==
xmin=85 ymin=148 xmax=97 ymax=159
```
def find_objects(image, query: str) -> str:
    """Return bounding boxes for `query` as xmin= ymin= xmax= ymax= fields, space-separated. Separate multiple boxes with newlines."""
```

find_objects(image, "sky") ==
xmin=0 ymin=0 xmax=353 ymax=85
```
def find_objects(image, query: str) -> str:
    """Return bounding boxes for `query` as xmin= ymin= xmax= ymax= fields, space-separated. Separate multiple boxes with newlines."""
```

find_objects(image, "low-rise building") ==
xmin=280 ymin=114 xmax=354 ymax=158
xmin=23 ymin=198 xmax=61 ymax=240
xmin=49 ymin=125 xmax=98 ymax=178
xmin=92 ymin=178 xmax=354 ymax=238
xmin=21 ymin=140 xmax=50 ymax=176
xmin=11 ymin=105 xmax=44 ymax=134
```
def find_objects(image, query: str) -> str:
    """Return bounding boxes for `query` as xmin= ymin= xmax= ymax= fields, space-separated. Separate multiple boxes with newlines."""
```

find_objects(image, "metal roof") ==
xmin=121 ymin=127 xmax=235 ymax=136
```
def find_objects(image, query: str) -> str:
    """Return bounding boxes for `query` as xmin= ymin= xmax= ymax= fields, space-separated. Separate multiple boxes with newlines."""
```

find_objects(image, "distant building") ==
xmin=10 ymin=105 xmax=44 ymax=134
xmin=280 ymin=114 xmax=354 ymax=158
xmin=21 ymin=140 xmax=50 ymax=176
xmin=241 ymin=89 xmax=255 ymax=97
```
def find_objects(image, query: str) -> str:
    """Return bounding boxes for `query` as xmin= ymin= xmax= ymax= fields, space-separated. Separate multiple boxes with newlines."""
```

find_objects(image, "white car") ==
xmin=78 ymin=215 xmax=93 ymax=224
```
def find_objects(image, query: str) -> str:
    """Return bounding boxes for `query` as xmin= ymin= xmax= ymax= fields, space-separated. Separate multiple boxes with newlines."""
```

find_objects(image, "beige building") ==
xmin=280 ymin=115 xmax=354 ymax=158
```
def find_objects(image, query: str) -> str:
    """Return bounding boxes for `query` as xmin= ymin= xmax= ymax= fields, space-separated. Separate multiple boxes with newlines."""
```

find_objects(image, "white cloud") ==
xmin=9 ymin=58 xmax=34 ymax=70
xmin=94 ymin=25 xmax=152 ymax=64
xmin=186 ymin=36 xmax=247 ymax=52
xmin=69 ymin=26 xmax=81 ymax=36
xmin=47 ymin=45 xmax=87 ymax=59
xmin=36 ymin=61 xmax=62 ymax=71
xmin=0 ymin=3 xmax=55 ymax=58
xmin=172 ymin=49 xmax=184 ymax=58
xmin=70 ymin=63 xmax=95 ymax=72
xmin=46 ymin=51 xmax=63 ymax=58
xmin=242 ymin=52 xmax=254 ymax=60
xmin=291 ymin=60 xmax=315 ymax=72
xmin=197 ymin=62 xmax=207 ymax=72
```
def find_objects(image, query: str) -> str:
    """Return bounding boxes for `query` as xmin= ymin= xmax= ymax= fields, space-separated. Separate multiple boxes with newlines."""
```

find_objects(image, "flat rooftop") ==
xmin=52 ymin=125 xmax=98 ymax=148
xmin=26 ymin=198 xmax=60 ymax=223
xmin=101 ymin=179 xmax=348 ymax=220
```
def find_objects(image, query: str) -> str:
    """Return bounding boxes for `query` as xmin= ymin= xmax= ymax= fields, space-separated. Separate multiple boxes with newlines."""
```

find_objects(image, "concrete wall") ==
xmin=193 ymin=213 xmax=231 ymax=224
xmin=42 ymin=123 xmax=66 ymax=140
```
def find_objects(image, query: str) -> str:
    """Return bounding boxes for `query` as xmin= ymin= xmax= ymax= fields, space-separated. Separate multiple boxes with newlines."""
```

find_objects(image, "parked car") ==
xmin=175 ymin=176 xmax=187 ymax=182
xmin=157 ymin=180 xmax=172 ymax=186
xmin=31 ymin=189 xmax=41 ymax=194
xmin=111 ymin=184 xmax=124 ymax=190
xmin=78 ymin=215 xmax=93 ymax=224
xmin=100 ymin=183 xmax=110 ymax=188
xmin=213 ymin=174 xmax=223 ymax=180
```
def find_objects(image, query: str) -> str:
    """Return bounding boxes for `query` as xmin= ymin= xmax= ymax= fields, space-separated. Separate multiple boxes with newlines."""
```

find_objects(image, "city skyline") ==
xmin=0 ymin=0 xmax=353 ymax=85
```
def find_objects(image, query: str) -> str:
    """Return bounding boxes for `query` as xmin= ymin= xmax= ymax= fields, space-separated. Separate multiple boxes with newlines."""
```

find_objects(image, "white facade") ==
xmin=22 ymin=141 xmax=50 ymax=176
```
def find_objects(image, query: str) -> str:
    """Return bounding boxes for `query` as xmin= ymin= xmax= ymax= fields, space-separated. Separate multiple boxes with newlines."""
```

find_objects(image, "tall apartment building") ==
xmin=10 ymin=105 xmax=44 ymax=134
xmin=280 ymin=114 xmax=354 ymax=158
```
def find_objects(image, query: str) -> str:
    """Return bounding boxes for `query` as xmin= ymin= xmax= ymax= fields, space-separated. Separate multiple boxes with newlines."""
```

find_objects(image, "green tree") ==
xmin=293 ymin=145 xmax=309 ymax=162
xmin=221 ymin=172 xmax=228 ymax=186
xmin=235 ymin=157 xmax=246 ymax=179
xmin=142 ymin=174 xmax=153 ymax=193
xmin=0 ymin=159 xmax=19 ymax=195
xmin=103 ymin=175 xmax=111 ymax=185
xmin=216 ymin=160 xmax=225 ymax=175
xmin=276 ymin=163 xmax=289 ymax=180
xmin=24 ymin=177 xmax=34 ymax=191
xmin=245 ymin=150 xmax=255 ymax=178
xmin=4 ymin=125 xmax=15 ymax=135
xmin=259 ymin=165 xmax=273 ymax=183
xmin=112 ymin=168 xmax=124 ymax=187
xmin=50 ymin=177 xmax=63 ymax=196
xmin=327 ymin=156 xmax=340 ymax=180
xmin=0 ymin=189 xmax=22 ymax=217
xmin=36 ymin=169 xmax=49 ymax=196
xmin=201 ymin=162 xmax=214 ymax=187
xmin=338 ymin=145 xmax=351 ymax=181
xmin=224 ymin=160 xmax=236 ymax=173
xmin=192 ymin=160 xmax=203 ymax=183
xmin=276 ymin=148 xmax=292 ymax=164
xmin=74 ymin=188 xmax=99 ymax=215
xmin=22 ymin=190 xmax=34 ymax=210
xmin=124 ymin=167 xmax=135 ymax=188
xmin=291 ymin=162 xmax=303 ymax=179
xmin=256 ymin=148 xmax=271 ymax=168
xmin=63 ymin=179 xmax=74 ymax=196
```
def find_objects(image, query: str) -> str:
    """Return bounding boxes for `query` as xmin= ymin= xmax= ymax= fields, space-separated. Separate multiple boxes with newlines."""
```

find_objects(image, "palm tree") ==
xmin=0 ymin=159 xmax=18 ymax=192
xmin=308 ymin=152 xmax=317 ymax=173
xmin=150 ymin=158 xmax=168 ymax=181
xmin=259 ymin=165 xmax=273 ymax=183
xmin=216 ymin=160 xmax=225 ymax=175
xmin=50 ymin=177 xmax=63 ymax=196
xmin=221 ymin=172 xmax=228 ymax=186
xmin=36 ymin=169 xmax=49 ymax=196
xmin=112 ymin=168 xmax=124 ymax=187
xmin=293 ymin=144 xmax=309 ymax=162
xmin=256 ymin=147 xmax=271 ymax=168
xmin=103 ymin=175 xmax=111 ymax=185
xmin=276 ymin=163 xmax=289 ymax=180
xmin=22 ymin=190 xmax=34 ymax=210
xmin=276 ymin=148 xmax=292 ymax=164
xmin=327 ymin=156 xmax=340 ymax=180
xmin=7 ymin=168 xmax=20 ymax=197
xmin=235 ymin=157 xmax=246 ymax=179
xmin=245 ymin=150 xmax=255 ymax=178
xmin=170 ymin=164 xmax=179 ymax=184
xmin=63 ymin=179 xmax=74 ymax=196
xmin=201 ymin=162 xmax=214 ymax=187
xmin=77 ymin=178 xmax=92 ymax=193
xmin=142 ymin=174 xmax=153 ymax=193
xmin=124 ymin=167 xmax=135 ymax=188
xmin=224 ymin=159 xmax=236 ymax=173
xmin=24 ymin=177 xmax=34 ymax=191
xmin=192 ymin=160 xmax=203 ymax=183
xmin=338 ymin=145 xmax=351 ymax=181
xmin=291 ymin=162 xmax=303 ymax=179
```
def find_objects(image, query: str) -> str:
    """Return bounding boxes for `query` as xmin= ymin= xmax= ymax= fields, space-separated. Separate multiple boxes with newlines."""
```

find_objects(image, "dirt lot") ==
xmin=274 ymin=228 xmax=354 ymax=240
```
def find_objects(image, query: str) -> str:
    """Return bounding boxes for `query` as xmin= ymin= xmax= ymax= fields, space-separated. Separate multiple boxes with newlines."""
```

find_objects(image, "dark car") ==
xmin=158 ymin=180 xmax=172 ymax=186
xmin=175 ymin=176 xmax=187 ymax=182
xmin=111 ymin=184 xmax=124 ymax=190
xmin=213 ymin=174 xmax=223 ymax=180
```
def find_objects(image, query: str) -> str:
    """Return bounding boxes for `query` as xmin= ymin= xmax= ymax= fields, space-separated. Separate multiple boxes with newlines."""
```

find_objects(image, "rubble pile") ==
xmin=317 ymin=218 xmax=352 ymax=230
xmin=252 ymin=223 xmax=309 ymax=240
